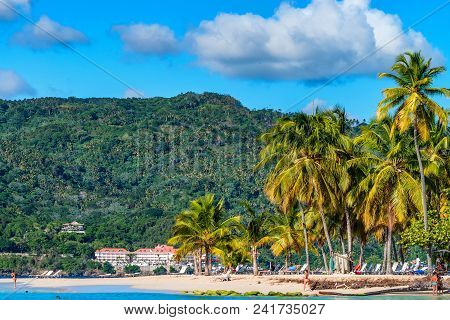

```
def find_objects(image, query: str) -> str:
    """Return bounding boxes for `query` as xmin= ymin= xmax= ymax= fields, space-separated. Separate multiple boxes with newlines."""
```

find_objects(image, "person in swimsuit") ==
xmin=431 ymin=271 xmax=438 ymax=296
xmin=303 ymin=269 xmax=311 ymax=291
xmin=11 ymin=271 xmax=17 ymax=289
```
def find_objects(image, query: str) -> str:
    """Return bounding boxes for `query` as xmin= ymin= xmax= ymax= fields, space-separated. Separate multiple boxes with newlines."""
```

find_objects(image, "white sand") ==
xmin=1 ymin=274 xmax=447 ymax=296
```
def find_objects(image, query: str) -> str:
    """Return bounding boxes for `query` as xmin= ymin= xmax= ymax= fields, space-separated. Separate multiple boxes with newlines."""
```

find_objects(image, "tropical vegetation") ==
xmin=171 ymin=52 xmax=449 ymax=275
xmin=0 ymin=52 xmax=448 ymax=276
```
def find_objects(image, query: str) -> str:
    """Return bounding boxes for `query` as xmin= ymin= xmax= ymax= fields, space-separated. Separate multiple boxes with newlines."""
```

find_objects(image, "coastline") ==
xmin=1 ymin=274 xmax=448 ymax=297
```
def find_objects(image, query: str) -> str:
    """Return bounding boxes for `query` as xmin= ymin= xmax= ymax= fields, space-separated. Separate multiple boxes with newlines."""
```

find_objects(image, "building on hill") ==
xmin=94 ymin=248 xmax=130 ymax=267
xmin=60 ymin=221 xmax=85 ymax=233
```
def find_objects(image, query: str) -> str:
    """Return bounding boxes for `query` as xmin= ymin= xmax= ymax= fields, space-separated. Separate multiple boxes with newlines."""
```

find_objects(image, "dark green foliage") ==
xmin=60 ymin=257 xmax=85 ymax=276
xmin=153 ymin=266 xmax=167 ymax=275
xmin=0 ymin=93 xmax=280 ymax=272
xmin=124 ymin=264 xmax=140 ymax=274
xmin=401 ymin=210 xmax=450 ymax=251
xmin=101 ymin=262 xmax=115 ymax=274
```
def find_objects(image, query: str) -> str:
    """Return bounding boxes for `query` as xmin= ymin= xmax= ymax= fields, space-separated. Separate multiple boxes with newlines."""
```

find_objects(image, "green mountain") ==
xmin=0 ymin=92 xmax=280 ymax=255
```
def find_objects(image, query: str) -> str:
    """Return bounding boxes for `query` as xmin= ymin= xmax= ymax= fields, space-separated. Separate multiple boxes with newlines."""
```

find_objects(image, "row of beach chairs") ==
xmin=274 ymin=262 xmax=430 ymax=275
xmin=34 ymin=270 xmax=62 ymax=278
xmin=277 ymin=263 xmax=309 ymax=275
xmin=353 ymin=262 xmax=429 ymax=275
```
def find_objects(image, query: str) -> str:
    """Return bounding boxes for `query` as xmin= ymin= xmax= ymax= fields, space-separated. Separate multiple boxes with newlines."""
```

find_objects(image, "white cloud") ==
xmin=302 ymin=98 xmax=327 ymax=114
xmin=13 ymin=15 xmax=88 ymax=49
xmin=124 ymin=88 xmax=145 ymax=98
xmin=0 ymin=0 xmax=30 ymax=20
xmin=114 ymin=23 xmax=178 ymax=55
xmin=0 ymin=69 xmax=34 ymax=98
xmin=186 ymin=0 xmax=442 ymax=80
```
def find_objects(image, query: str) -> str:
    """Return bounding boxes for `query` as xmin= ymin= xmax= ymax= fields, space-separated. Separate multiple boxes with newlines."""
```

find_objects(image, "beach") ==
xmin=1 ymin=274 xmax=448 ymax=297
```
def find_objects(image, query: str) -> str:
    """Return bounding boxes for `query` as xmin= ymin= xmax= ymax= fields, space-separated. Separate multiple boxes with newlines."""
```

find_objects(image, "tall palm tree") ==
xmin=351 ymin=118 xmax=422 ymax=274
xmin=423 ymin=121 xmax=449 ymax=215
xmin=377 ymin=51 xmax=449 ymax=267
xmin=305 ymin=208 xmax=331 ymax=273
xmin=258 ymin=111 xmax=349 ymax=260
xmin=168 ymin=194 xmax=241 ymax=275
xmin=241 ymin=202 xmax=271 ymax=276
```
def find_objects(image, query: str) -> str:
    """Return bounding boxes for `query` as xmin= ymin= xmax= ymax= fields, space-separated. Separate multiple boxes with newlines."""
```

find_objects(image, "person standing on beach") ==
xmin=431 ymin=271 xmax=438 ymax=296
xmin=11 ymin=271 xmax=17 ymax=289
xmin=413 ymin=256 xmax=420 ymax=271
xmin=303 ymin=269 xmax=311 ymax=291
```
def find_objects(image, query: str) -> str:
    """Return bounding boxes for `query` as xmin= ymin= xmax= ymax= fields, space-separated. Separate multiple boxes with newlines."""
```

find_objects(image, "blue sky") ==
xmin=0 ymin=0 xmax=449 ymax=120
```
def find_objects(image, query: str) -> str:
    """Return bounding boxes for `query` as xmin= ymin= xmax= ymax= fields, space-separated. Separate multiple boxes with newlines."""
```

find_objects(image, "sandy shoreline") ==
xmin=1 ymin=274 xmax=449 ymax=296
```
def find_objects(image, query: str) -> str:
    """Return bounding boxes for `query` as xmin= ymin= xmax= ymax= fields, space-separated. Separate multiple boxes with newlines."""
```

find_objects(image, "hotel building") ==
xmin=133 ymin=245 xmax=176 ymax=266
xmin=94 ymin=245 xmax=176 ymax=267
xmin=94 ymin=248 xmax=130 ymax=267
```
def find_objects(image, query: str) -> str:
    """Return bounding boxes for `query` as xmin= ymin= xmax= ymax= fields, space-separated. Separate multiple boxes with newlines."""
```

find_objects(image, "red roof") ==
xmin=133 ymin=245 xmax=176 ymax=254
xmin=96 ymin=246 xmax=175 ymax=254
xmin=134 ymin=248 xmax=154 ymax=253
xmin=153 ymin=245 xmax=176 ymax=253
xmin=95 ymin=248 xmax=128 ymax=253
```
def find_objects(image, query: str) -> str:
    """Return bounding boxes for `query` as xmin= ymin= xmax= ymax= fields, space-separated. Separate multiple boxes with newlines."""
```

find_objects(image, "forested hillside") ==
xmin=0 ymin=93 xmax=281 ymax=256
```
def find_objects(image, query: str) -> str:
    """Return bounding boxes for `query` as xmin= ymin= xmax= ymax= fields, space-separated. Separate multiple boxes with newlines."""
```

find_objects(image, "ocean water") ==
xmin=0 ymin=283 xmax=448 ymax=300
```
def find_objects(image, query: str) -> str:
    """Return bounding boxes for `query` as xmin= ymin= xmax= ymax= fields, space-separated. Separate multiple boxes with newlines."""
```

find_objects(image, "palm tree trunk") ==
xmin=199 ymin=247 xmax=203 ymax=274
xmin=193 ymin=251 xmax=199 ymax=275
xmin=344 ymin=206 xmax=353 ymax=270
xmin=208 ymin=251 xmax=212 ymax=275
xmin=386 ymin=218 xmax=393 ymax=275
xmin=340 ymin=235 xmax=346 ymax=255
xmin=413 ymin=120 xmax=432 ymax=270
xmin=382 ymin=234 xmax=387 ymax=273
xmin=319 ymin=244 xmax=329 ymax=274
xmin=399 ymin=243 xmax=405 ymax=264
xmin=285 ymin=253 xmax=289 ymax=270
xmin=252 ymin=246 xmax=258 ymax=276
xmin=301 ymin=210 xmax=310 ymax=271
xmin=392 ymin=237 xmax=398 ymax=263
xmin=204 ymin=246 xmax=211 ymax=276
xmin=319 ymin=210 xmax=334 ymax=257
xmin=358 ymin=242 xmax=364 ymax=266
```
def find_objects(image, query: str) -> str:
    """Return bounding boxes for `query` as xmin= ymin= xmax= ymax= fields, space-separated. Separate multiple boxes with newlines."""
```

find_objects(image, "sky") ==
xmin=0 ymin=0 xmax=449 ymax=120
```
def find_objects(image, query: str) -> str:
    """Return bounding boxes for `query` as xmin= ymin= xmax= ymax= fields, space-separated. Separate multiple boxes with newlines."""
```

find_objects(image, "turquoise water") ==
xmin=0 ymin=283 xmax=448 ymax=300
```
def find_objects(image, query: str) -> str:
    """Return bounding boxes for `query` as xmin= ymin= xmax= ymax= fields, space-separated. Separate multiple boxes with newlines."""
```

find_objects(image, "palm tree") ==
xmin=241 ymin=202 xmax=271 ymax=276
xmin=168 ymin=194 xmax=241 ymax=275
xmin=258 ymin=111 xmax=350 ymax=260
xmin=267 ymin=210 xmax=304 ymax=264
xmin=305 ymin=209 xmax=331 ymax=273
xmin=377 ymin=51 xmax=449 ymax=267
xmin=423 ymin=121 xmax=449 ymax=215
xmin=214 ymin=237 xmax=250 ymax=271
xmin=351 ymin=118 xmax=422 ymax=274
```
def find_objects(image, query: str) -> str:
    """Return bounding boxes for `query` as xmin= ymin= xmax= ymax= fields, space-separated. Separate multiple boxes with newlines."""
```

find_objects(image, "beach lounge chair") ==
xmin=51 ymin=270 xmax=62 ymax=278
xmin=312 ymin=267 xmax=323 ymax=274
xmin=278 ymin=266 xmax=287 ymax=275
xmin=395 ymin=262 xmax=409 ymax=274
xmin=36 ymin=270 xmax=48 ymax=278
xmin=179 ymin=265 xmax=187 ymax=274
xmin=284 ymin=265 xmax=301 ymax=274
xmin=43 ymin=271 xmax=54 ymax=277
xmin=372 ymin=264 xmax=381 ymax=274
xmin=221 ymin=269 xmax=231 ymax=281
xmin=359 ymin=263 xmax=368 ymax=274
xmin=299 ymin=263 xmax=308 ymax=273
xmin=391 ymin=262 xmax=399 ymax=273
xmin=414 ymin=266 xmax=428 ymax=275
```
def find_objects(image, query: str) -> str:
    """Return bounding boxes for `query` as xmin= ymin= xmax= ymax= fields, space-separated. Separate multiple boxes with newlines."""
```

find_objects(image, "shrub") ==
xmin=124 ymin=265 xmax=141 ymax=274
